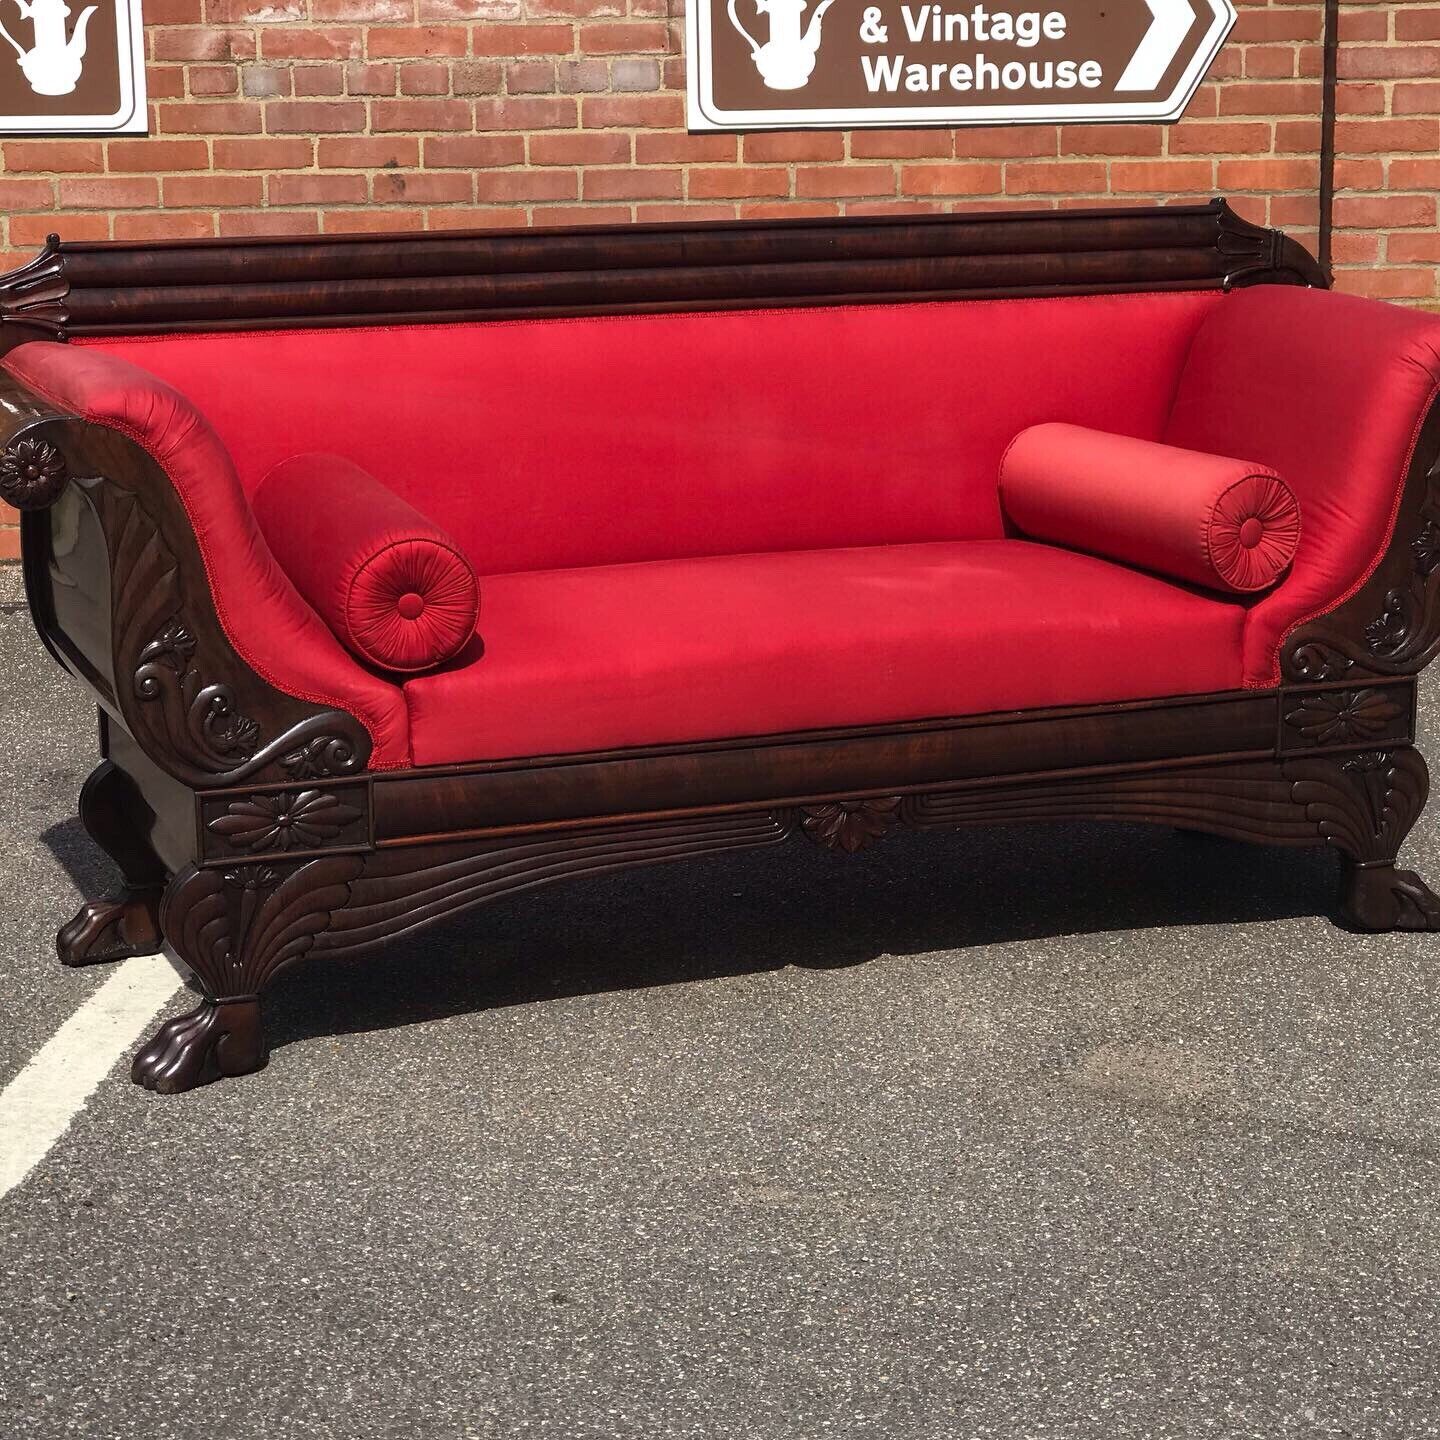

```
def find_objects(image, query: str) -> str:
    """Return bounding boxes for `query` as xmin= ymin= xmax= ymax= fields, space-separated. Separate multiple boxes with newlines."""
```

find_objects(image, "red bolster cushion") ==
xmin=999 ymin=423 xmax=1301 ymax=595
xmin=252 ymin=454 xmax=479 ymax=673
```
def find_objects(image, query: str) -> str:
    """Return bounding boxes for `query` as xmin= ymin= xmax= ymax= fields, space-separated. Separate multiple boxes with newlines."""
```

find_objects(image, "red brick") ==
xmin=156 ymin=102 xmax=262 ymax=133
xmin=153 ymin=29 xmax=255 ymax=61
xmin=189 ymin=66 xmax=239 ymax=96
xmin=1060 ymin=125 xmax=1162 ymax=157
xmin=262 ymin=29 xmax=364 ymax=60
xmin=796 ymin=165 xmax=893 ymax=199
xmin=269 ymin=173 xmax=370 ymax=205
xmin=634 ymin=132 xmax=736 ymax=163
xmin=1110 ymin=161 xmax=1215 ymax=192
xmin=3 ymin=140 xmax=103 ymax=172
xmin=423 ymin=134 xmax=523 ymax=166
xmin=1338 ymin=46 xmax=1440 ymax=80
xmin=219 ymin=210 xmax=322 ymax=236
xmin=1336 ymin=118 xmax=1440 ymax=153
xmin=113 ymin=211 xmax=216 ymax=240
xmin=529 ymin=132 xmax=630 ymax=165
xmin=580 ymin=94 xmax=682 ymax=127
xmin=344 ymin=62 xmax=395 ymax=94
xmin=323 ymin=208 xmax=426 ymax=233
xmin=371 ymin=99 xmax=472 ymax=131
xmin=366 ymin=27 xmax=469 ymax=59
xmin=1390 ymin=233 xmax=1440 ymax=265
xmin=309 ymin=0 xmax=409 ymax=18
xmin=59 ymin=177 xmax=159 ymax=208
xmin=215 ymin=137 xmax=315 ymax=168
xmin=13 ymin=214 xmax=108 ymax=246
xmin=400 ymin=62 xmax=451 ymax=94
xmin=739 ymin=202 xmax=840 ymax=220
xmin=849 ymin=130 xmax=951 ymax=159
xmin=1218 ymin=82 xmax=1321 ymax=116
xmin=1216 ymin=158 xmax=1317 ymax=191
xmin=0 ymin=179 xmax=54 ymax=209
xmin=162 ymin=174 xmax=265 ymax=207
xmin=1167 ymin=121 xmax=1270 ymax=155
xmin=265 ymin=100 xmax=367 ymax=132
xmin=506 ymin=60 xmax=557 ymax=93
xmin=1332 ymin=195 xmax=1437 ymax=230
xmin=469 ymin=25 xmax=574 ymax=55
xmin=582 ymin=167 xmax=680 ymax=200
xmin=473 ymin=96 xmax=578 ymax=129
xmin=1004 ymin=162 xmax=1107 ymax=195
xmin=293 ymin=65 xmax=346 ymax=97
xmin=742 ymin=132 xmax=843 ymax=163
xmin=687 ymin=166 xmax=788 ymax=199
xmin=322 ymin=135 xmax=423 ymax=166
xmin=473 ymin=169 xmax=578 ymax=201
xmin=372 ymin=171 xmax=474 ymax=203
xmin=1393 ymin=85 xmax=1440 ymax=117
xmin=900 ymin=163 xmax=1003 ymax=196
xmin=1397 ymin=7 xmax=1440 ymax=41
xmin=577 ymin=21 xmax=669 ymax=52
xmin=1392 ymin=159 xmax=1440 ymax=191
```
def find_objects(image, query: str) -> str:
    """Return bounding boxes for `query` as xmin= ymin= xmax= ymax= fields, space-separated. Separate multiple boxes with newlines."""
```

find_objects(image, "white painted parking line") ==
xmin=0 ymin=953 xmax=184 ymax=1200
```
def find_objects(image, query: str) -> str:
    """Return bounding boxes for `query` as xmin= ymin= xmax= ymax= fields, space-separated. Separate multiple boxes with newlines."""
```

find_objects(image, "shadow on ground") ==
xmin=261 ymin=820 xmax=1341 ymax=1052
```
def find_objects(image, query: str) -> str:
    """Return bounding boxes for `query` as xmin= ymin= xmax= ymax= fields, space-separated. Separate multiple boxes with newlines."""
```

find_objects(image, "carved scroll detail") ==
xmin=82 ymin=479 xmax=369 ymax=787
xmin=0 ymin=235 xmax=68 ymax=339
xmin=1283 ymin=457 xmax=1440 ymax=683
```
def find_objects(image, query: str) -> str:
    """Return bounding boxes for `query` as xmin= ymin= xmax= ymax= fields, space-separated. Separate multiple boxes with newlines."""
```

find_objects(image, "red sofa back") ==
xmin=78 ymin=290 xmax=1220 ymax=576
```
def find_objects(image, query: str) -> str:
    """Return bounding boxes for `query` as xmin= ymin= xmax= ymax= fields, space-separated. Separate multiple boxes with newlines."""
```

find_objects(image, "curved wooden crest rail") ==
xmin=5 ymin=199 xmax=1435 ymax=1096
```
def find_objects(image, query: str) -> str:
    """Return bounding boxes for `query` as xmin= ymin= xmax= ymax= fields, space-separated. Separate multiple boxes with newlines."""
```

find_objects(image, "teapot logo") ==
xmin=0 ymin=0 xmax=97 ymax=97
xmin=727 ymin=0 xmax=836 ymax=90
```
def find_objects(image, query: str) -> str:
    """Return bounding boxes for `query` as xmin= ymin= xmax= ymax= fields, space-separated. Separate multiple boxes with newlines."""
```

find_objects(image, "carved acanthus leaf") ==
xmin=800 ymin=797 xmax=904 ymax=853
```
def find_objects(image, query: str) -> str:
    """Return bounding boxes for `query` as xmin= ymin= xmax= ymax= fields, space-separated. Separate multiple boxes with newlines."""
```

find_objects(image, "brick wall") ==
xmin=0 ymin=0 xmax=1436 ymax=559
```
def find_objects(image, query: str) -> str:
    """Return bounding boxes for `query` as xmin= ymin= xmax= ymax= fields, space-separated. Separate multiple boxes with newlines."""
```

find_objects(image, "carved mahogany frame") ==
xmin=5 ymin=201 xmax=1436 ymax=1095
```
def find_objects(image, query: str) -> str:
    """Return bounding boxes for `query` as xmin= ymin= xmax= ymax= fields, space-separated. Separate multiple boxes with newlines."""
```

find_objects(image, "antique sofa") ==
xmin=5 ymin=200 xmax=1440 ymax=1094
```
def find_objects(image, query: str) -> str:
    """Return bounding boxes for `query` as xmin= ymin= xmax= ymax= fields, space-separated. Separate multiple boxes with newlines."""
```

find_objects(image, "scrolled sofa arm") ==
xmin=1 ymin=341 xmax=411 ymax=775
xmin=1164 ymin=286 xmax=1440 ymax=687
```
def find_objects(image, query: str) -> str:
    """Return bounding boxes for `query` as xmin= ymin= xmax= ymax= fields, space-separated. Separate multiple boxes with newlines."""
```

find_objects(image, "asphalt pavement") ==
xmin=3 ymin=563 xmax=1439 ymax=1439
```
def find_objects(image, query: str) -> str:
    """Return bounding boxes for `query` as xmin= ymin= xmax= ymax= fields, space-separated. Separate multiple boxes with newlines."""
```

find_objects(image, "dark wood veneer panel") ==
xmin=373 ymin=693 xmax=1278 ymax=841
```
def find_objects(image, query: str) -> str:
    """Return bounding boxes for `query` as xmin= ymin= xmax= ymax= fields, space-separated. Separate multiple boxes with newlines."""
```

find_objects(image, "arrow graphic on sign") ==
xmin=689 ymin=0 xmax=1237 ymax=131
xmin=1116 ymin=0 xmax=1197 ymax=91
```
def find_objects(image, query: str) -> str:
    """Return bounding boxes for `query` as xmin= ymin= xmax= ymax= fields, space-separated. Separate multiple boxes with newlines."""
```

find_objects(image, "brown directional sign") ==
xmin=687 ymin=0 xmax=1235 ymax=131
xmin=0 ymin=0 xmax=146 ymax=134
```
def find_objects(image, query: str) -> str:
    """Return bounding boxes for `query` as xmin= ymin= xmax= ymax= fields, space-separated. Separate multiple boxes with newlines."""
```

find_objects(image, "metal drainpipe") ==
xmin=1318 ymin=0 xmax=1339 ymax=280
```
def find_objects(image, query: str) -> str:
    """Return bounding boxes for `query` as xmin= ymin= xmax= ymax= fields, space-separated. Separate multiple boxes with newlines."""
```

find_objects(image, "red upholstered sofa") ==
xmin=6 ymin=201 xmax=1440 ymax=1092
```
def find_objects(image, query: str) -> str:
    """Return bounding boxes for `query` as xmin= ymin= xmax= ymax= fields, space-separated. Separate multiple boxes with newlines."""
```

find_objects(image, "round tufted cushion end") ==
xmin=349 ymin=540 xmax=478 ymax=672
xmin=1208 ymin=475 xmax=1302 ymax=593
xmin=252 ymin=453 xmax=480 ymax=675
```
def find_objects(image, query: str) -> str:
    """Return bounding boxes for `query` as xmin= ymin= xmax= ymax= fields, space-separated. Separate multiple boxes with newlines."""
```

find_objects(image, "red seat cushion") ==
xmin=253 ymin=454 xmax=479 ymax=674
xmin=1000 ymin=423 xmax=1300 ymax=594
xmin=403 ymin=540 xmax=1247 ymax=764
